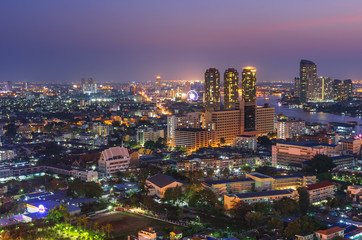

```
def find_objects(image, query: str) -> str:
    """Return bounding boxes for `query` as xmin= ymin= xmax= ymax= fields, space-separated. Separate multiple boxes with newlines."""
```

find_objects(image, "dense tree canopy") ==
xmin=307 ymin=154 xmax=336 ymax=174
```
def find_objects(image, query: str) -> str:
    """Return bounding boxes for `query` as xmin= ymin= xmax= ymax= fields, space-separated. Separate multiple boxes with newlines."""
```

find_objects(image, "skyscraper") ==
xmin=299 ymin=60 xmax=317 ymax=103
xmin=242 ymin=67 xmax=257 ymax=132
xmin=204 ymin=68 xmax=220 ymax=111
xmin=344 ymin=79 xmax=353 ymax=100
xmin=294 ymin=77 xmax=300 ymax=98
xmin=333 ymin=79 xmax=353 ymax=102
xmin=224 ymin=68 xmax=239 ymax=110
xmin=82 ymin=77 xmax=97 ymax=94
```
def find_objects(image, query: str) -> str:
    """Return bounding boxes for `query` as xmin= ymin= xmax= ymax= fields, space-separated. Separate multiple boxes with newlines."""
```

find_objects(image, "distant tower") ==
xmin=204 ymin=68 xmax=220 ymax=111
xmin=242 ymin=67 xmax=257 ymax=131
xmin=344 ymin=79 xmax=353 ymax=100
xmin=82 ymin=77 xmax=97 ymax=94
xmin=299 ymin=60 xmax=317 ymax=103
xmin=224 ymin=68 xmax=239 ymax=110
xmin=5 ymin=81 xmax=12 ymax=92
xmin=155 ymin=76 xmax=161 ymax=94
xmin=294 ymin=77 xmax=300 ymax=98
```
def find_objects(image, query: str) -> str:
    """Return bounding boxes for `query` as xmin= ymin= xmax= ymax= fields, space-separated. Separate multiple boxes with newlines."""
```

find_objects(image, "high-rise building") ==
xmin=277 ymin=119 xmax=306 ymax=139
xmin=5 ymin=81 xmax=12 ymax=92
xmin=256 ymin=104 xmax=275 ymax=135
xmin=333 ymin=79 xmax=353 ymax=102
xmin=294 ymin=77 xmax=300 ymax=98
xmin=321 ymin=77 xmax=334 ymax=101
xmin=204 ymin=68 xmax=221 ymax=111
xmin=204 ymin=110 xmax=242 ymax=145
xmin=224 ymin=68 xmax=239 ymax=110
xmin=136 ymin=127 xmax=164 ymax=146
xmin=344 ymin=79 xmax=353 ymax=100
xmin=299 ymin=60 xmax=317 ymax=103
xmin=174 ymin=128 xmax=215 ymax=151
xmin=167 ymin=113 xmax=202 ymax=147
xmin=82 ymin=77 xmax=97 ymax=94
xmin=242 ymin=67 xmax=257 ymax=132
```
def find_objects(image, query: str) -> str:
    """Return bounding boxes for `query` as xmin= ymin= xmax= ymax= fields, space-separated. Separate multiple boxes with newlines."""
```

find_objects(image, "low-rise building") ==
xmin=234 ymin=135 xmax=257 ymax=150
xmin=307 ymin=181 xmax=335 ymax=204
xmin=98 ymin=146 xmax=131 ymax=178
xmin=331 ymin=155 xmax=355 ymax=169
xmin=315 ymin=227 xmax=344 ymax=240
xmin=146 ymin=173 xmax=183 ymax=198
xmin=174 ymin=128 xmax=215 ymax=151
xmin=138 ymin=228 xmax=157 ymax=240
xmin=346 ymin=185 xmax=362 ymax=203
xmin=340 ymin=139 xmax=361 ymax=155
xmin=203 ymin=178 xmax=254 ymax=195
xmin=224 ymin=189 xmax=298 ymax=209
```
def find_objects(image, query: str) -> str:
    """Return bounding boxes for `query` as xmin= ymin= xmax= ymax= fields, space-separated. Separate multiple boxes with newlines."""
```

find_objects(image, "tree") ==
xmin=220 ymin=138 xmax=226 ymax=145
xmin=285 ymin=216 xmax=325 ymax=239
xmin=189 ymin=188 xmax=219 ymax=212
xmin=47 ymin=204 xmax=70 ymax=223
xmin=268 ymin=217 xmax=283 ymax=231
xmin=255 ymin=166 xmax=280 ymax=176
xmin=105 ymin=224 xmax=113 ymax=237
xmin=307 ymin=154 xmax=336 ymax=174
xmin=144 ymin=140 xmax=155 ymax=149
xmin=206 ymin=169 xmax=214 ymax=178
xmin=257 ymin=136 xmax=272 ymax=147
xmin=220 ymin=168 xmax=230 ymax=177
xmin=245 ymin=212 xmax=263 ymax=228
xmin=254 ymin=202 xmax=272 ymax=214
xmin=331 ymin=237 xmax=345 ymax=240
xmin=231 ymin=200 xmax=253 ymax=224
xmin=298 ymin=187 xmax=310 ymax=215
xmin=274 ymin=197 xmax=299 ymax=216
xmin=163 ymin=186 xmax=183 ymax=205
xmin=67 ymin=179 xmax=103 ymax=198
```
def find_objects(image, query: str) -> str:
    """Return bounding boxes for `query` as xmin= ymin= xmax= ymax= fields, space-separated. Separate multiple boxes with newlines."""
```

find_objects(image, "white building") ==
xmin=234 ymin=135 xmax=257 ymax=150
xmin=136 ymin=127 xmax=164 ymax=146
xmin=277 ymin=119 xmax=306 ymax=139
xmin=98 ymin=146 xmax=130 ymax=178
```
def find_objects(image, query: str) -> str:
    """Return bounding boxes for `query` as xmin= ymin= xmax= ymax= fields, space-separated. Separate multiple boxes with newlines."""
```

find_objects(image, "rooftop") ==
xmin=315 ymin=227 xmax=344 ymax=235
xmin=228 ymin=189 xmax=295 ymax=199
xmin=307 ymin=181 xmax=334 ymax=191
xmin=147 ymin=173 xmax=182 ymax=188
xmin=204 ymin=178 xmax=253 ymax=186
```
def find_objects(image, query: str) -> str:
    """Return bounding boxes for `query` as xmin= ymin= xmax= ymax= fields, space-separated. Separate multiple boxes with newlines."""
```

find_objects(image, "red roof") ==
xmin=307 ymin=181 xmax=334 ymax=191
xmin=316 ymin=227 xmax=344 ymax=235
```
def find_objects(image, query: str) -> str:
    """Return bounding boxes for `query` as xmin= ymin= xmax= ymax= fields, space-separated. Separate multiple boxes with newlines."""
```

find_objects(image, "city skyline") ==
xmin=1 ymin=0 xmax=362 ymax=83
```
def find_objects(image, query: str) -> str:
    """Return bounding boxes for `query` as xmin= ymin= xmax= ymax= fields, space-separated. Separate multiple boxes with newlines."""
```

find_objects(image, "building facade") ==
xmin=204 ymin=68 xmax=221 ymax=111
xmin=224 ymin=68 xmax=239 ymax=110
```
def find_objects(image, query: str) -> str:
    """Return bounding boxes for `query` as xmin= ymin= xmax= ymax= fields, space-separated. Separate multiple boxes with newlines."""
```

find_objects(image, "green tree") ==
xmin=189 ymin=188 xmax=219 ymax=212
xmin=231 ymin=200 xmax=253 ymax=224
xmin=307 ymin=154 xmax=336 ymax=174
xmin=144 ymin=140 xmax=155 ymax=149
xmin=274 ymin=197 xmax=299 ymax=216
xmin=47 ymin=204 xmax=70 ymax=223
xmin=220 ymin=168 xmax=230 ymax=177
xmin=67 ymin=179 xmax=103 ymax=198
xmin=245 ymin=212 xmax=263 ymax=228
xmin=267 ymin=217 xmax=283 ymax=231
xmin=254 ymin=202 xmax=272 ymax=214
xmin=298 ymin=187 xmax=310 ymax=215
xmin=255 ymin=166 xmax=280 ymax=176
xmin=285 ymin=220 xmax=301 ymax=238
xmin=257 ymin=136 xmax=272 ymax=147
xmin=206 ymin=168 xmax=215 ymax=178
xmin=220 ymin=138 xmax=226 ymax=145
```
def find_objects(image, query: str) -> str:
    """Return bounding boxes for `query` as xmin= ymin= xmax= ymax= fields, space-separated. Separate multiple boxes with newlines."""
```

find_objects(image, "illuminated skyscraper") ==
xmin=82 ymin=77 xmax=97 ymax=94
xmin=204 ymin=68 xmax=220 ymax=111
xmin=242 ymin=67 xmax=257 ymax=132
xmin=294 ymin=77 xmax=300 ymax=98
xmin=333 ymin=79 xmax=353 ymax=102
xmin=224 ymin=68 xmax=239 ymax=110
xmin=299 ymin=60 xmax=317 ymax=103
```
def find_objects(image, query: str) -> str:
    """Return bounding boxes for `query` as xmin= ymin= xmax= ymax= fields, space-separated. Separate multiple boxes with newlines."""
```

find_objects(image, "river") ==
xmin=257 ymin=95 xmax=362 ymax=127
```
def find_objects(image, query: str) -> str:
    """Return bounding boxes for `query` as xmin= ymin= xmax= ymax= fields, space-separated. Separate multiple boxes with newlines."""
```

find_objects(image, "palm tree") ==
xmin=105 ymin=224 xmax=113 ymax=238
xmin=93 ymin=222 xmax=100 ymax=232
xmin=75 ymin=217 xmax=82 ymax=228
xmin=81 ymin=217 xmax=90 ymax=229
xmin=1 ymin=231 xmax=13 ymax=240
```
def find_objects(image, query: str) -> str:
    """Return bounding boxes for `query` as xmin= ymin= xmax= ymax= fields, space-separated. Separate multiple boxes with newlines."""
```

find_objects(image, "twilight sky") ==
xmin=1 ymin=0 xmax=362 ymax=83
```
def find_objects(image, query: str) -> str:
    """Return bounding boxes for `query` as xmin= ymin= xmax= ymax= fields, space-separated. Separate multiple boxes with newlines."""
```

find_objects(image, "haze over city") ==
xmin=1 ymin=0 xmax=362 ymax=83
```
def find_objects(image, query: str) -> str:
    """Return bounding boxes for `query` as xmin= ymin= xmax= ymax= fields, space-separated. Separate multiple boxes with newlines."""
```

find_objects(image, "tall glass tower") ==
xmin=299 ymin=60 xmax=317 ymax=103
xmin=224 ymin=68 xmax=239 ymax=110
xmin=242 ymin=67 xmax=257 ymax=131
xmin=204 ymin=68 xmax=220 ymax=111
